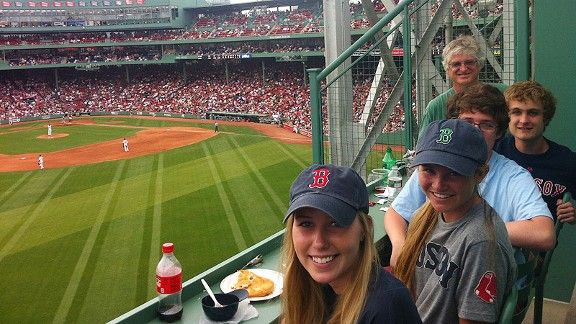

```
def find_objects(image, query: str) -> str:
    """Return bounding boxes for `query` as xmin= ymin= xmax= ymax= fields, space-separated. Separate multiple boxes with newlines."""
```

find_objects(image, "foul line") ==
xmin=202 ymin=143 xmax=247 ymax=250
xmin=148 ymin=154 xmax=164 ymax=294
xmin=53 ymin=160 xmax=126 ymax=323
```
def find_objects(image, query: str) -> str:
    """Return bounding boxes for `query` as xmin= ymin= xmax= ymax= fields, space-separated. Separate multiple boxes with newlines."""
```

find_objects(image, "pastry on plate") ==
xmin=232 ymin=269 xmax=275 ymax=297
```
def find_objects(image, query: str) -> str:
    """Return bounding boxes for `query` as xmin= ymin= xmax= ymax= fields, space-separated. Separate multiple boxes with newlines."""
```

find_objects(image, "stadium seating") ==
xmin=0 ymin=0 xmax=500 ymax=135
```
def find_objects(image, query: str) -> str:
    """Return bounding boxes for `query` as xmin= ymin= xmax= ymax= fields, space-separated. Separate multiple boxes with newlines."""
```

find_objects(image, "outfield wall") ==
xmin=1 ymin=110 xmax=271 ymax=125
xmin=3 ymin=112 xmax=404 ymax=146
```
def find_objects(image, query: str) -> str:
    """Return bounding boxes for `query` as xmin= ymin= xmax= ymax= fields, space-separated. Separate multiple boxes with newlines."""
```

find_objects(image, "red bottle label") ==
xmin=156 ymin=272 xmax=182 ymax=294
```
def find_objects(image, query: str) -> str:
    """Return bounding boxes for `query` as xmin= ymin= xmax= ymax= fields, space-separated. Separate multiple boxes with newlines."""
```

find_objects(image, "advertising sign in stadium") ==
xmin=276 ymin=55 xmax=306 ymax=62
xmin=391 ymin=48 xmax=404 ymax=56
xmin=199 ymin=53 xmax=250 ymax=60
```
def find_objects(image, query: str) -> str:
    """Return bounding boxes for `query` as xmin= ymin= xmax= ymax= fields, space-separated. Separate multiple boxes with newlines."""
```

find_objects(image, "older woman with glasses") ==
xmin=418 ymin=35 xmax=508 ymax=138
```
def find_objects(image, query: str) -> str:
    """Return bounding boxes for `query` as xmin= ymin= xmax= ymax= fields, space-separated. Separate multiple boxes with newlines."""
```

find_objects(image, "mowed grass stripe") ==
xmin=148 ymin=153 xmax=164 ymax=294
xmin=272 ymin=141 xmax=310 ymax=169
xmin=157 ymin=137 xmax=299 ymax=204
xmin=0 ymin=171 xmax=33 ymax=205
xmin=0 ymin=163 xmax=151 ymax=252
xmin=202 ymin=142 xmax=248 ymax=250
xmin=206 ymin=136 xmax=294 ymax=245
xmin=0 ymin=136 xmax=301 ymax=253
xmin=0 ymin=121 xmax=312 ymax=322
xmin=53 ymin=160 xmax=126 ymax=323
xmin=228 ymin=136 xmax=285 ymax=222
xmin=74 ymin=157 xmax=157 ymax=322
xmin=0 ymin=168 xmax=73 ymax=265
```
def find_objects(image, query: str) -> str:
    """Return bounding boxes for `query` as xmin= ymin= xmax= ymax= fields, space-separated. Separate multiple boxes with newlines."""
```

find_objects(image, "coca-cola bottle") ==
xmin=156 ymin=243 xmax=183 ymax=322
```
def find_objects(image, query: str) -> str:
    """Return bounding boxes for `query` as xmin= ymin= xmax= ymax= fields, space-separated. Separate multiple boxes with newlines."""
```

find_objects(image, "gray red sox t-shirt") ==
xmin=413 ymin=202 xmax=516 ymax=323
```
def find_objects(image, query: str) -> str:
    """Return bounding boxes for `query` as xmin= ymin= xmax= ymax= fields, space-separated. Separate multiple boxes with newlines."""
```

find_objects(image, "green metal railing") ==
xmin=307 ymin=0 xmax=519 ymax=180
xmin=308 ymin=0 xmax=416 ymax=166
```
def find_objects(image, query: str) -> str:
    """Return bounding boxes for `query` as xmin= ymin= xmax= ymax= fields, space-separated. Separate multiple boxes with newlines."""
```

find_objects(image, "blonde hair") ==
xmin=395 ymin=201 xmax=439 ymax=294
xmin=395 ymin=164 xmax=495 ymax=295
xmin=280 ymin=212 xmax=378 ymax=324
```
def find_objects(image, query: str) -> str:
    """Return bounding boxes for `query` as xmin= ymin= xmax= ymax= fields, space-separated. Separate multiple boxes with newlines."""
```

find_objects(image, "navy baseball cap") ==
xmin=412 ymin=119 xmax=487 ymax=176
xmin=284 ymin=164 xmax=369 ymax=227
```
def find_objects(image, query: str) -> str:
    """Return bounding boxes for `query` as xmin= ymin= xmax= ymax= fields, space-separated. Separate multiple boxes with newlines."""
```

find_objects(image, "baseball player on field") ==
xmin=38 ymin=154 xmax=44 ymax=170
xmin=122 ymin=138 xmax=129 ymax=152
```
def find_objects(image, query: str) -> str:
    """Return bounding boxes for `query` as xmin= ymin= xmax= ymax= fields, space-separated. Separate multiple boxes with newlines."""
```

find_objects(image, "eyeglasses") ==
xmin=448 ymin=59 xmax=478 ymax=70
xmin=461 ymin=118 xmax=497 ymax=132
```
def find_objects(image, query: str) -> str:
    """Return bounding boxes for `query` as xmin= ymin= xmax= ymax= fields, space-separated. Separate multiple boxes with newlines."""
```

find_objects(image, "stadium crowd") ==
xmin=0 ymin=0 xmax=503 ymax=46
xmin=0 ymin=0 xmax=500 ymax=133
xmin=0 ymin=61 xmax=407 ymax=135
xmin=5 ymin=39 xmax=323 ymax=67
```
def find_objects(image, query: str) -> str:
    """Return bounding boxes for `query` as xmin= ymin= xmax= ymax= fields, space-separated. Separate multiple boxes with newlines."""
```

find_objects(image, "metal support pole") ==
xmin=308 ymin=68 xmax=324 ymax=164
xmin=403 ymin=8 xmax=413 ymax=150
xmin=515 ymin=0 xmax=529 ymax=80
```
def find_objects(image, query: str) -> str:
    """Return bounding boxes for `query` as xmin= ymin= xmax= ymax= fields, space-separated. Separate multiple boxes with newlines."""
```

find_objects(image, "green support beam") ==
xmin=307 ymin=68 xmax=324 ymax=164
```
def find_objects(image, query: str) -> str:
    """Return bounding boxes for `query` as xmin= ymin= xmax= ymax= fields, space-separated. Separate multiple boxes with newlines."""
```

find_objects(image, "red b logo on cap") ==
xmin=309 ymin=168 xmax=330 ymax=188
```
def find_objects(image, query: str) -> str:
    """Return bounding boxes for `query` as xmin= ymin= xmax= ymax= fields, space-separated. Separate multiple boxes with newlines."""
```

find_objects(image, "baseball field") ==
xmin=0 ymin=116 xmax=312 ymax=323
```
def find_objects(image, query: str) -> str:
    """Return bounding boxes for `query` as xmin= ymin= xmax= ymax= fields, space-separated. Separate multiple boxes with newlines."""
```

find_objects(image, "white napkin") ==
xmin=376 ymin=198 xmax=387 ymax=205
xmin=199 ymin=300 xmax=259 ymax=324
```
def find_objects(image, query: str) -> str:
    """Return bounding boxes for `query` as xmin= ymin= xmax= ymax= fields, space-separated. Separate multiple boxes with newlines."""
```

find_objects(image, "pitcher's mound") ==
xmin=37 ymin=134 xmax=69 ymax=139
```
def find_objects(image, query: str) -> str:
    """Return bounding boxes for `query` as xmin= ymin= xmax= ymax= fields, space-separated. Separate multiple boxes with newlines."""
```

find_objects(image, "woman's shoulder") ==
xmin=488 ymin=152 xmax=534 ymax=180
xmin=362 ymin=268 xmax=422 ymax=323
xmin=371 ymin=268 xmax=413 ymax=297
xmin=465 ymin=203 xmax=510 ymax=243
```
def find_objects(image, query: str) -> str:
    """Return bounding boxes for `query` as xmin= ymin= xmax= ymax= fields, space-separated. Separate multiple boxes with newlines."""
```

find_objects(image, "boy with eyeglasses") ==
xmin=495 ymin=81 xmax=575 ymax=224
xmin=419 ymin=35 xmax=508 ymax=138
xmin=384 ymin=83 xmax=555 ymax=270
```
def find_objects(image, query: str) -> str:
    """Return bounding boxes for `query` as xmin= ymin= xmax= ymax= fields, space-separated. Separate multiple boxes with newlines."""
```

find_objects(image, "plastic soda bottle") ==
xmin=386 ymin=165 xmax=403 ymax=201
xmin=382 ymin=146 xmax=397 ymax=170
xmin=156 ymin=243 xmax=183 ymax=322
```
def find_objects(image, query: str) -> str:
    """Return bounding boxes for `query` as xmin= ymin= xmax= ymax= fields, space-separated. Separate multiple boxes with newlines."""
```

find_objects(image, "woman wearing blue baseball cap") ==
xmin=395 ymin=119 xmax=516 ymax=324
xmin=280 ymin=164 xmax=421 ymax=324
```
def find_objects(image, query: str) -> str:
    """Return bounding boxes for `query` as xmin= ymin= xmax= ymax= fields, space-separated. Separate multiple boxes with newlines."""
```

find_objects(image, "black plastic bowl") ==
xmin=201 ymin=289 xmax=248 ymax=321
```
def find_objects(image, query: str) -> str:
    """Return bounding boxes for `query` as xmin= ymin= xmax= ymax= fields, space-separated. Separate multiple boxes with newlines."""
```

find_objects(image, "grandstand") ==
xmin=0 ymin=0 xmax=504 ymax=134
xmin=1 ymin=0 xmax=575 ymax=323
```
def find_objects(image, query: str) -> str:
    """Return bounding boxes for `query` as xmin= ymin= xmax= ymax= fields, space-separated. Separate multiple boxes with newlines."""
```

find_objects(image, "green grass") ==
xmin=0 ymin=124 xmax=141 ymax=154
xmin=0 ymin=117 xmax=312 ymax=323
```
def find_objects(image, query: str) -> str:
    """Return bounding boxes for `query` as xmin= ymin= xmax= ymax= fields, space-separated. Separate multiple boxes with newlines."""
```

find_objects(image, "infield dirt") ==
xmin=0 ymin=117 xmax=311 ymax=172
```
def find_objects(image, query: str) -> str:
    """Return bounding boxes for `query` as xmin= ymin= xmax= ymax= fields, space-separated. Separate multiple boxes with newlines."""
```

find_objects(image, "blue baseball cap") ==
xmin=412 ymin=119 xmax=487 ymax=176
xmin=284 ymin=164 xmax=369 ymax=227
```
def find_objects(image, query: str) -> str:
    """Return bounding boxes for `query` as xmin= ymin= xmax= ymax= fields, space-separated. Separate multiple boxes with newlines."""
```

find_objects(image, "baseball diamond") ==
xmin=0 ymin=116 xmax=312 ymax=322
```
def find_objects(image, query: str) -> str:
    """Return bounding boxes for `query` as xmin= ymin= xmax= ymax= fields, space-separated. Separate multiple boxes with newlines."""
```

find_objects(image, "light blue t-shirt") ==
xmin=392 ymin=151 xmax=552 ymax=223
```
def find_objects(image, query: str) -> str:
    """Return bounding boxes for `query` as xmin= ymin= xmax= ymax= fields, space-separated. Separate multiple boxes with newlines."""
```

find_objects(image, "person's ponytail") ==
xmin=395 ymin=201 xmax=439 ymax=296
